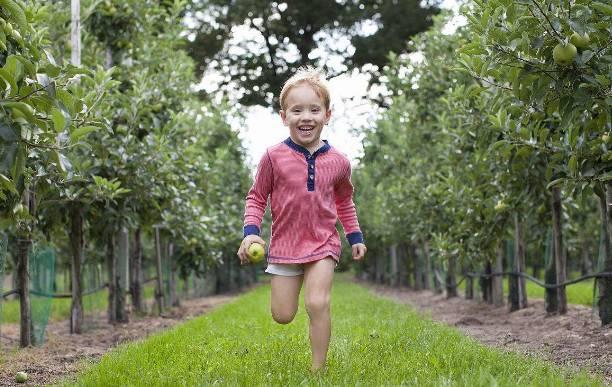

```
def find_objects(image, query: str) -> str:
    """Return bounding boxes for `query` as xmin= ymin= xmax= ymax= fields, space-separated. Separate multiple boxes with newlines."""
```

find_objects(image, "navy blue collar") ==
xmin=284 ymin=137 xmax=331 ymax=158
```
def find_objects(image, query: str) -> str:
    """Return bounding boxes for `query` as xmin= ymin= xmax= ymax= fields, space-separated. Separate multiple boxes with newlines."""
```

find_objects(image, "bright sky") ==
xmin=200 ymin=1 xmax=463 ymax=171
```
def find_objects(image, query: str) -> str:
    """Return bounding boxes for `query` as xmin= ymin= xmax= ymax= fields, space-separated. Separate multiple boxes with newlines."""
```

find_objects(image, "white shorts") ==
xmin=265 ymin=259 xmax=338 ymax=277
xmin=265 ymin=263 xmax=304 ymax=276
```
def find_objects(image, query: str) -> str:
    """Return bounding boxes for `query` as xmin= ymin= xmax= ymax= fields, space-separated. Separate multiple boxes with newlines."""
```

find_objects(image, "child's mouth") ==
xmin=298 ymin=126 xmax=314 ymax=133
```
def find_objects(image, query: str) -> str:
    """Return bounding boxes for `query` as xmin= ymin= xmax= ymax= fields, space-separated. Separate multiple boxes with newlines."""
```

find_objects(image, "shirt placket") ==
xmin=306 ymin=154 xmax=316 ymax=192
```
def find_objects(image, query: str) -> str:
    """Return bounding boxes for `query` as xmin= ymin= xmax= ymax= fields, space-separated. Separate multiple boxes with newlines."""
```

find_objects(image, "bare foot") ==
xmin=310 ymin=365 xmax=327 ymax=375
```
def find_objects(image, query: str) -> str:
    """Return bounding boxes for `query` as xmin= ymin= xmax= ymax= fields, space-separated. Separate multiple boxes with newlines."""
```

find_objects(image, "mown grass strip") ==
xmin=63 ymin=274 xmax=603 ymax=386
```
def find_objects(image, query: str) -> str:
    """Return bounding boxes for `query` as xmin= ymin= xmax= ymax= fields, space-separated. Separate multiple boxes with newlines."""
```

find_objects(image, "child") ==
xmin=236 ymin=66 xmax=367 ymax=373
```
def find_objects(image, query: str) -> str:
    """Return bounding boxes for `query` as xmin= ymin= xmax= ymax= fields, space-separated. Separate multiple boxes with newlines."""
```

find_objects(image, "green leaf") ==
xmin=0 ymin=68 xmax=18 ymax=96
xmin=70 ymin=125 xmax=98 ymax=142
xmin=591 ymin=2 xmax=612 ymax=16
xmin=0 ymin=101 xmax=35 ymax=122
xmin=546 ymin=178 xmax=565 ymax=189
xmin=598 ymin=172 xmax=612 ymax=182
xmin=0 ymin=173 xmax=17 ymax=194
xmin=49 ymin=149 xmax=66 ymax=176
xmin=0 ymin=0 xmax=28 ymax=32
xmin=11 ymin=143 xmax=24 ymax=181
xmin=15 ymin=55 xmax=36 ymax=76
xmin=568 ymin=20 xmax=586 ymax=36
xmin=4 ymin=54 xmax=24 ymax=83
xmin=51 ymin=107 xmax=68 ymax=132
xmin=568 ymin=155 xmax=577 ymax=176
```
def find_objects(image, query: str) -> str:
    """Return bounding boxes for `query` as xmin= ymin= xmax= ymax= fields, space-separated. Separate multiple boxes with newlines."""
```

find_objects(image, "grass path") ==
xmin=63 ymin=274 xmax=603 ymax=386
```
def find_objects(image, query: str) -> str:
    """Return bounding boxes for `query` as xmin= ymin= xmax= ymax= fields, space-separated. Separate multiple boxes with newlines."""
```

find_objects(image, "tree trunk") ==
xmin=397 ymin=243 xmax=409 ymax=287
xmin=480 ymin=260 xmax=493 ymax=304
xmin=106 ymin=235 xmax=116 ymax=323
xmin=515 ymin=213 xmax=528 ymax=309
xmin=115 ymin=227 xmax=129 ymax=322
xmin=422 ymin=239 xmax=431 ymax=290
xmin=492 ymin=246 xmax=504 ymax=306
xmin=580 ymin=243 xmax=592 ymax=276
xmin=69 ymin=204 xmax=84 ymax=334
xmin=130 ymin=227 xmax=144 ymax=313
xmin=545 ymin=226 xmax=558 ymax=313
xmin=154 ymin=226 xmax=164 ymax=315
xmin=375 ymin=253 xmax=385 ymax=284
xmin=413 ymin=244 xmax=423 ymax=291
xmin=389 ymin=244 xmax=398 ymax=287
xmin=598 ymin=185 xmax=612 ymax=325
xmin=445 ymin=256 xmax=457 ymax=298
xmin=168 ymin=242 xmax=179 ymax=307
xmin=551 ymin=186 xmax=567 ymax=314
xmin=17 ymin=238 xmax=32 ymax=347
xmin=465 ymin=267 xmax=474 ymax=300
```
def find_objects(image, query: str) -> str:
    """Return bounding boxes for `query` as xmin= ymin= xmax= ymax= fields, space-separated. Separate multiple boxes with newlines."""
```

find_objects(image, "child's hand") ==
xmin=352 ymin=243 xmax=367 ymax=261
xmin=237 ymin=235 xmax=266 ymax=265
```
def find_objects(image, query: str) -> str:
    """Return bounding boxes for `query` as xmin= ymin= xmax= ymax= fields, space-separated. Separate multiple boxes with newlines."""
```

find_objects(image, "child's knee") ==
xmin=271 ymin=307 xmax=297 ymax=324
xmin=305 ymin=294 xmax=330 ymax=316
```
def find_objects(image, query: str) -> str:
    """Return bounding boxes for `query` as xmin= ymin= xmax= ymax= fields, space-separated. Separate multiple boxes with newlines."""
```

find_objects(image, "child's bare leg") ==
xmin=270 ymin=274 xmax=303 ymax=324
xmin=303 ymin=257 xmax=335 ymax=372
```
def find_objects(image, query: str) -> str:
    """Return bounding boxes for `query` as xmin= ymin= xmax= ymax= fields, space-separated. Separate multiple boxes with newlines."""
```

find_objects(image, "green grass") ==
xmin=458 ymin=277 xmax=596 ymax=307
xmin=503 ymin=279 xmax=595 ymax=307
xmin=1 ymin=284 xmax=156 ymax=324
xmin=63 ymin=274 xmax=603 ymax=386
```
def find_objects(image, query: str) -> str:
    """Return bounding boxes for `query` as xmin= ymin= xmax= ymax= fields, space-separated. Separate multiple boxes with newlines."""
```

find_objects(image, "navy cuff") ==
xmin=347 ymin=232 xmax=364 ymax=246
xmin=243 ymin=225 xmax=260 ymax=238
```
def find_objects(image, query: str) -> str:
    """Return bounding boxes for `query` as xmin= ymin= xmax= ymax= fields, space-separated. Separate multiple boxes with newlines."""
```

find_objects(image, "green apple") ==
xmin=247 ymin=243 xmax=265 ymax=263
xmin=569 ymin=32 xmax=590 ymax=49
xmin=15 ymin=371 xmax=28 ymax=383
xmin=553 ymin=42 xmax=577 ymax=65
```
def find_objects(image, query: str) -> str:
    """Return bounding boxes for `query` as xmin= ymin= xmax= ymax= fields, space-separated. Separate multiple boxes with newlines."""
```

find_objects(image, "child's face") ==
xmin=280 ymin=83 xmax=331 ymax=151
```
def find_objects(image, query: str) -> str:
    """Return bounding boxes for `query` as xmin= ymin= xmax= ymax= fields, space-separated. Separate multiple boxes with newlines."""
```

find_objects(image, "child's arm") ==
xmin=334 ymin=161 xmax=366 ymax=260
xmin=238 ymin=151 xmax=273 ymax=264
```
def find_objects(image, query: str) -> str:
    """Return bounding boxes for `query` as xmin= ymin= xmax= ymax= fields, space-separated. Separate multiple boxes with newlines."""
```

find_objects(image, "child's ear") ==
xmin=280 ymin=110 xmax=287 ymax=125
xmin=325 ymin=108 xmax=332 ymax=124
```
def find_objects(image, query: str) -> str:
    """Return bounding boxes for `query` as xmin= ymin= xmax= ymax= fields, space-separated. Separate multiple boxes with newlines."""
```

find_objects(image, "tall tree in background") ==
xmin=185 ymin=0 xmax=441 ymax=109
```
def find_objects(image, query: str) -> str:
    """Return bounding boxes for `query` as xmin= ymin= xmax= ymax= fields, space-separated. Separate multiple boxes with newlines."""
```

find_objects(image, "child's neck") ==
xmin=305 ymin=140 xmax=324 ymax=154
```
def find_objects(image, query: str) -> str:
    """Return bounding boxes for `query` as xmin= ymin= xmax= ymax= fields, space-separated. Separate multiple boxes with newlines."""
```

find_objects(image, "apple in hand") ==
xmin=247 ymin=243 xmax=265 ymax=263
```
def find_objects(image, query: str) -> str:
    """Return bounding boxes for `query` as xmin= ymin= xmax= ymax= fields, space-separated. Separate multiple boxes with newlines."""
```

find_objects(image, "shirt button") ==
xmin=309 ymin=165 xmax=314 ymax=169
xmin=309 ymin=174 xmax=314 ymax=179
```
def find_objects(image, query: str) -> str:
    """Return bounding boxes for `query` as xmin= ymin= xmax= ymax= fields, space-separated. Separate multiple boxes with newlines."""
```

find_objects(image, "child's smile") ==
xmin=280 ymin=84 xmax=331 ymax=153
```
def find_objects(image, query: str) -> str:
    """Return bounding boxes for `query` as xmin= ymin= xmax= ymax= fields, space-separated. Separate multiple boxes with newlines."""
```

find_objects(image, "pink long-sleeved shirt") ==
xmin=243 ymin=137 xmax=364 ymax=264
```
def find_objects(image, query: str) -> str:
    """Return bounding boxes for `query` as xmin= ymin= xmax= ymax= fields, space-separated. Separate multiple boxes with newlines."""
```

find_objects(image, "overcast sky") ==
xmin=199 ymin=1 xmax=463 ymax=172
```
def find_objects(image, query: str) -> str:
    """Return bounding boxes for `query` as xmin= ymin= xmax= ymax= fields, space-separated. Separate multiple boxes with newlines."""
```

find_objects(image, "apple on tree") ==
xmin=553 ymin=42 xmax=577 ymax=66
xmin=569 ymin=32 xmax=590 ymax=49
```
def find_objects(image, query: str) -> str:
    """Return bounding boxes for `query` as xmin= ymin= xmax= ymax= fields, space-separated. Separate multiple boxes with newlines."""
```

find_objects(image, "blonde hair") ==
xmin=279 ymin=66 xmax=331 ymax=111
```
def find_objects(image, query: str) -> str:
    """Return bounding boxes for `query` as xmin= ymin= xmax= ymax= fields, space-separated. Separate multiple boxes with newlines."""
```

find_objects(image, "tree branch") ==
xmin=528 ymin=1 xmax=564 ymax=41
